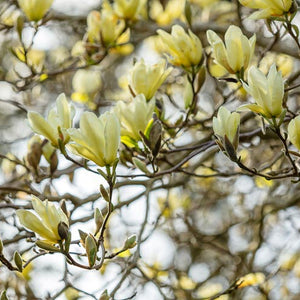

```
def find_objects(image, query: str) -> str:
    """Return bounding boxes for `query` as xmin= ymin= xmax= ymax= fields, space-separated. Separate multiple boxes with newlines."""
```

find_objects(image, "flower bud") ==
xmin=58 ymin=222 xmax=69 ymax=240
xmin=85 ymin=235 xmax=97 ymax=267
xmin=123 ymin=235 xmax=137 ymax=249
xmin=13 ymin=251 xmax=23 ymax=272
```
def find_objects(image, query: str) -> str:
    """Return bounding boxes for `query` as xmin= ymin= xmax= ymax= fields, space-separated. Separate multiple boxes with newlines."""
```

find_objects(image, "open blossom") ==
xmin=157 ymin=25 xmax=203 ymax=70
xmin=213 ymin=106 xmax=240 ymax=148
xmin=16 ymin=196 xmax=69 ymax=243
xmin=240 ymin=64 xmax=284 ymax=118
xmin=288 ymin=115 xmax=300 ymax=151
xmin=130 ymin=59 xmax=173 ymax=100
xmin=114 ymin=94 xmax=155 ymax=143
xmin=207 ymin=25 xmax=256 ymax=75
xmin=114 ymin=0 xmax=142 ymax=20
xmin=71 ymin=69 xmax=102 ymax=106
xmin=239 ymin=0 xmax=293 ymax=19
xmin=67 ymin=111 xmax=120 ymax=167
xmin=27 ymin=93 xmax=75 ymax=147
xmin=18 ymin=0 xmax=53 ymax=21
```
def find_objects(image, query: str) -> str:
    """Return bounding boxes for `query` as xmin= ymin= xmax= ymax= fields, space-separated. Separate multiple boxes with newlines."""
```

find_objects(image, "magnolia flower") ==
xmin=150 ymin=0 xmax=185 ymax=26
xmin=157 ymin=25 xmax=203 ymax=70
xmin=130 ymin=59 xmax=173 ymax=100
xmin=87 ymin=4 xmax=124 ymax=46
xmin=239 ymin=0 xmax=292 ymax=19
xmin=207 ymin=25 xmax=256 ymax=75
xmin=114 ymin=94 xmax=155 ymax=143
xmin=67 ymin=111 xmax=120 ymax=167
xmin=18 ymin=0 xmax=53 ymax=21
xmin=16 ymin=195 xmax=69 ymax=243
xmin=288 ymin=116 xmax=300 ymax=151
xmin=27 ymin=93 xmax=75 ymax=147
xmin=114 ymin=0 xmax=142 ymax=20
xmin=71 ymin=69 xmax=102 ymax=105
xmin=240 ymin=64 xmax=284 ymax=118
xmin=213 ymin=106 xmax=240 ymax=148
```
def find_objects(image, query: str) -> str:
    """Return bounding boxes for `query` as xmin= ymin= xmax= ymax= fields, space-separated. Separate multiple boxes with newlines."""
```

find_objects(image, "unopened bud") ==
xmin=100 ymin=185 xmax=110 ymax=202
xmin=13 ymin=251 xmax=23 ymax=272
xmin=79 ymin=230 xmax=88 ymax=246
xmin=94 ymin=208 xmax=103 ymax=234
xmin=224 ymin=135 xmax=238 ymax=162
xmin=132 ymin=158 xmax=150 ymax=175
xmin=36 ymin=240 xmax=60 ymax=252
xmin=99 ymin=290 xmax=109 ymax=300
xmin=85 ymin=235 xmax=97 ymax=267
xmin=60 ymin=200 xmax=70 ymax=219
xmin=27 ymin=142 xmax=42 ymax=170
xmin=58 ymin=222 xmax=69 ymax=240
xmin=50 ymin=151 xmax=58 ymax=174
xmin=124 ymin=235 xmax=137 ymax=249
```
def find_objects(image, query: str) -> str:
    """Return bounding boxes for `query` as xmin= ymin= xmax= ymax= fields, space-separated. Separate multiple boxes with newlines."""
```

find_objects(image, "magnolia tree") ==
xmin=1 ymin=0 xmax=300 ymax=299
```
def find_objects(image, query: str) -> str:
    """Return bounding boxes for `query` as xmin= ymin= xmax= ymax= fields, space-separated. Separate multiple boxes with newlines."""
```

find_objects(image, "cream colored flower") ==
xmin=157 ymin=25 xmax=203 ymax=70
xmin=240 ymin=64 xmax=284 ymax=118
xmin=16 ymin=195 xmax=69 ymax=243
xmin=67 ymin=111 xmax=120 ymax=167
xmin=130 ymin=59 xmax=172 ymax=100
xmin=18 ymin=0 xmax=53 ymax=21
xmin=114 ymin=0 xmax=142 ymax=20
xmin=288 ymin=115 xmax=300 ymax=151
xmin=239 ymin=0 xmax=292 ymax=19
xmin=213 ymin=106 xmax=240 ymax=147
xmin=150 ymin=0 xmax=185 ymax=25
xmin=114 ymin=94 xmax=155 ymax=143
xmin=87 ymin=3 xmax=124 ymax=46
xmin=27 ymin=93 xmax=75 ymax=147
xmin=207 ymin=25 xmax=256 ymax=75
xmin=71 ymin=69 xmax=102 ymax=105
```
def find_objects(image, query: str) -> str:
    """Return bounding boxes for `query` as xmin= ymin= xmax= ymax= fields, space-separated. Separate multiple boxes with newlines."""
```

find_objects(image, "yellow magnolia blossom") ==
xmin=114 ymin=94 xmax=155 ymax=142
xmin=237 ymin=272 xmax=265 ymax=288
xmin=114 ymin=0 xmax=142 ymax=20
xmin=288 ymin=115 xmax=300 ymax=151
xmin=213 ymin=106 xmax=240 ymax=147
xmin=157 ymin=25 xmax=203 ymax=70
xmin=87 ymin=3 xmax=133 ymax=54
xmin=18 ymin=0 xmax=53 ymax=22
xmin=87 ymin=10 xmax=101 ymax=43
xmin=27 ymin=93 xmax=75 ymax=147
xmin=87 ymin=3 xmax=124 ymax=46
xmin=239 ymin=0 xmax=293 ymax=19
xmin=207 ymin=25 xmax=256 ymax=75
xmin=197 ymin=283 xmax=228 ymax=300
xmin=259 ymin=53 xmax=294 ymax=78
xmin=150 ymin=0 xmax=185 ymax=25
xmin=14 ymin=47 xmax=45 ymax=72
xmin=71 ymin=69 xmax=102 ymax=106
xmin=240 ymin=64 xmax=284 ymax=118
xmin=16 ymin=195 xmax=69 ymax=243
xmin=130 ymin=59 xmax=173 ymax=100
xmin=67 ymin=111 xmax=120 ymax=167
